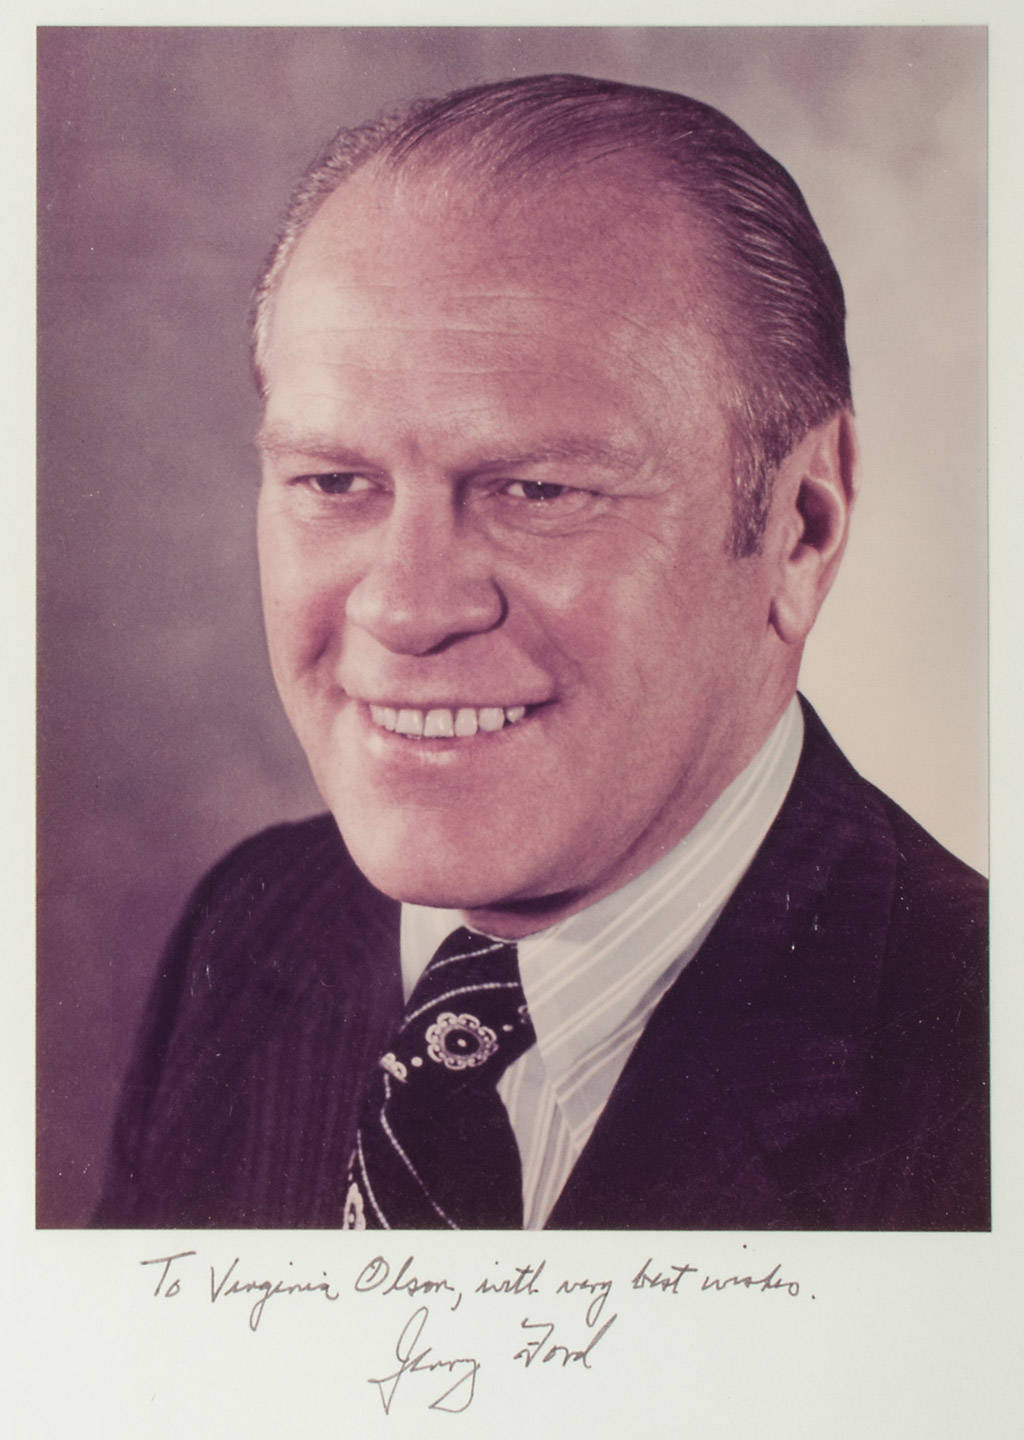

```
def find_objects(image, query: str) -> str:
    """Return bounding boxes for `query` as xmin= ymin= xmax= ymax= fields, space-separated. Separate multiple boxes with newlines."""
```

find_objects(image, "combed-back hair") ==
xmin=250 ymin=73 xmax=851 ymax=556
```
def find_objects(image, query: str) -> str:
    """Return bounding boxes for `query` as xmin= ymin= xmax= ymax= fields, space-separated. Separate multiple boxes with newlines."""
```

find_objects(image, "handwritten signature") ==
xmin=513 ymin=1314 xmax=617 ymax=1369
xmin=367 ymin=1306 xmax=480 ymax=1415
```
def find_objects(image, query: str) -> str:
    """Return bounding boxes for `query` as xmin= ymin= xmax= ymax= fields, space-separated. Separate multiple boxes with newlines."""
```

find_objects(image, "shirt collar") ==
xmin=402 ymin=697 xmax=804 ymax=1120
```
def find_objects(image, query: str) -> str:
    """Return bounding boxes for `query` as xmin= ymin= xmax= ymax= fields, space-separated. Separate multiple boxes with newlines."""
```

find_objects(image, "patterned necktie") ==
xmin=343 ymin=926 xmax=536 ymax=1229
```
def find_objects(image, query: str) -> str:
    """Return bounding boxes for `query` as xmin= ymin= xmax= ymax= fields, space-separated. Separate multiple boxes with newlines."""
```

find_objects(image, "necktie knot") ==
xmin=383 ymin=927 xmax=533 ymax=1086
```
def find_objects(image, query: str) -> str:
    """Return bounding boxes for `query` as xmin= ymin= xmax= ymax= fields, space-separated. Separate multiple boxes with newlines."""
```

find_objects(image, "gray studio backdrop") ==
xmin=37 ymin=27 xmax=987 ymax=1227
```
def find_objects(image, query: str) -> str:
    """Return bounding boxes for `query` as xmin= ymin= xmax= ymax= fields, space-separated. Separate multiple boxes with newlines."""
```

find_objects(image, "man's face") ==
xmin=257 ymin=166 xmax=790 ymax=934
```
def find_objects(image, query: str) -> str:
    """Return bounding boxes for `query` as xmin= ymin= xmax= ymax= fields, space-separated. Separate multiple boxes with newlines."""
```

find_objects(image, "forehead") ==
xmin=265 ymin=162 xmax=726 ymax=385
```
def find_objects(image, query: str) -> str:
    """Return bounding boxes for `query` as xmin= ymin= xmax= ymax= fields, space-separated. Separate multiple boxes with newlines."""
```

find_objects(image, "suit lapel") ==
xmin=546 ymin=704 xmax=901 ymax=1229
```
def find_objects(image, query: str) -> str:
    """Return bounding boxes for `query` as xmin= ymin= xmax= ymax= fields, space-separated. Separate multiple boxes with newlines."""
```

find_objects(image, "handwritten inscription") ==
xmin=368 ymin=1306 xmax=479 ymax=1415
xmin=555 ymin=1275 xmax=614 ymax=1328
xmin=476 ymin=1259 xmax=546 ymax=1297
xmin=140 ymin=1250 xmax=340 ymax=1331
xmin=633 ymin=1255 xmax=801 ymax=1298
xmin=355 ymin=1254 xmax=463 ymax=1311
xmin=137 ymin=1244 xmax=812 ymax=1416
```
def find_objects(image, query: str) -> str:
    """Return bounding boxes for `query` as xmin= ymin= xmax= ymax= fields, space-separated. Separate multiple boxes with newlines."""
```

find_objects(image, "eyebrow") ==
xmin=471 ymin=438 xmax=643 ymax=474
xmin=254 ymin=426 xmax=373 ymax=467
xmin=254 ymin=425 xmax=643 ymax=475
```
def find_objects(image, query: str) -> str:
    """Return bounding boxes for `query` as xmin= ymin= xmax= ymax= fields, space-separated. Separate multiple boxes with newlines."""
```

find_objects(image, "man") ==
xmin=96 ymin=74 xmax=988 ymax=1230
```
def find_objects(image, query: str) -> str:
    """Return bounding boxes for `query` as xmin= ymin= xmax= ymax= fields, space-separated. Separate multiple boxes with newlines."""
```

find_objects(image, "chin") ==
xmin=337 ymin=819 xmax=529 ymax=912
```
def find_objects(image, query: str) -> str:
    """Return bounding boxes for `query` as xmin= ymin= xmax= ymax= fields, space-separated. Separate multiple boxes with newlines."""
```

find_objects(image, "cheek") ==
xmin=571 ymin=545 xmax=765 ymax=722
xmin=258 ymin=512 xmax=344 ymax=679
xmin=540 ymin=534 xmax=692 ymax=659
xmin=512 ymin=525 xmax=664 ymax=640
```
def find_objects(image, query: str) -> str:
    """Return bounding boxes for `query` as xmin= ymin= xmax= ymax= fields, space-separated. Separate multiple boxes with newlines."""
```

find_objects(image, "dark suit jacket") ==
xmin=95 ymin=701 xmax=989 ymax=1230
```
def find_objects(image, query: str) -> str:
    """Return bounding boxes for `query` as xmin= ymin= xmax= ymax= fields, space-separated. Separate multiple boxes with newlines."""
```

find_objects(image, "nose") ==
xmin=344 ymin=497 xmax=506 ymax=655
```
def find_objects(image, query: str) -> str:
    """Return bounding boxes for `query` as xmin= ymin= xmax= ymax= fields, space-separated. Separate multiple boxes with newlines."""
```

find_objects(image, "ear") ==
xmin=768 ymin=410 xmax=857 ymax=646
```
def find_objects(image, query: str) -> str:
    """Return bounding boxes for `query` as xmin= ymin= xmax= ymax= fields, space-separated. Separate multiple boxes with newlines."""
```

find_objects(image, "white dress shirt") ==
xmin=401 ymin=696 xmax=804 ymax=1228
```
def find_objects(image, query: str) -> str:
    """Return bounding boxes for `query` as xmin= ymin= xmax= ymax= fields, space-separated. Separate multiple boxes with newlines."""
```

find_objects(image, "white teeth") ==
xmin=371 ymin=703 xmax=533 ymax=738
xmin=423 ymin=708 xmax=455 ymax=738
xmin=395 ymin=708 xmax=424 ymax=737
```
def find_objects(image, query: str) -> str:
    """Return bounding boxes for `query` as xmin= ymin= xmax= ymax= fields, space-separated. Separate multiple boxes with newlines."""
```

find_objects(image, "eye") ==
xmin=298 ymin=472 xmax=377 ymax=497
xmin=485 ymin=475 xmax=603 ymax=533
xmin=502 ymin=480 xmax=573 ymax=503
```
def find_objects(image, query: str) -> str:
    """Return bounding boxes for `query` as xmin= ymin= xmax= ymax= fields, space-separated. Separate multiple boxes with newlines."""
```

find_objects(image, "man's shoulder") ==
xmin=96 ymin=815 xmax=401 ymax=1228
xmin=785 ymin=698 xmax=987 ymax=1064
xmin=187 ymin=812 xmax=386 ymax=921
xmin=795 ymin=696 xmax=986 ymax=916
xmin=196 ymin=811 xmax=354 ymax=894
xmin=868 ymin=773 xmax=987 ymax=931
xmin=162 ymin=813 xmax=399 ymax=1006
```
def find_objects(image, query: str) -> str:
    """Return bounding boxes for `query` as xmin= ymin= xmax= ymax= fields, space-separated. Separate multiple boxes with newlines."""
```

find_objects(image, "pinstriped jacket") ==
xmin=95 ymin=702 xmax=989 ymax=1230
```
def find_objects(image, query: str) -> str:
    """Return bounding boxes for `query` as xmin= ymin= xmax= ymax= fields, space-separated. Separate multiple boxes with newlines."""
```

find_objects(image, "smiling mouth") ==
xmin=367 ymin=703 xmax=533 ymax=739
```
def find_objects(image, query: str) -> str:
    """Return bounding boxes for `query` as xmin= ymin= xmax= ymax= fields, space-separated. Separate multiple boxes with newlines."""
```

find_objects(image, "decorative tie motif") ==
xmin=343 ymin=927 xmax=536 ymax=1229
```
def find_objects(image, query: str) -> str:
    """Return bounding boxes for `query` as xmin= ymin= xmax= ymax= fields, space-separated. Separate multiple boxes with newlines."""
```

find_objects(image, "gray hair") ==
xmin=250 ymin=74 xmax=851 ymax=557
